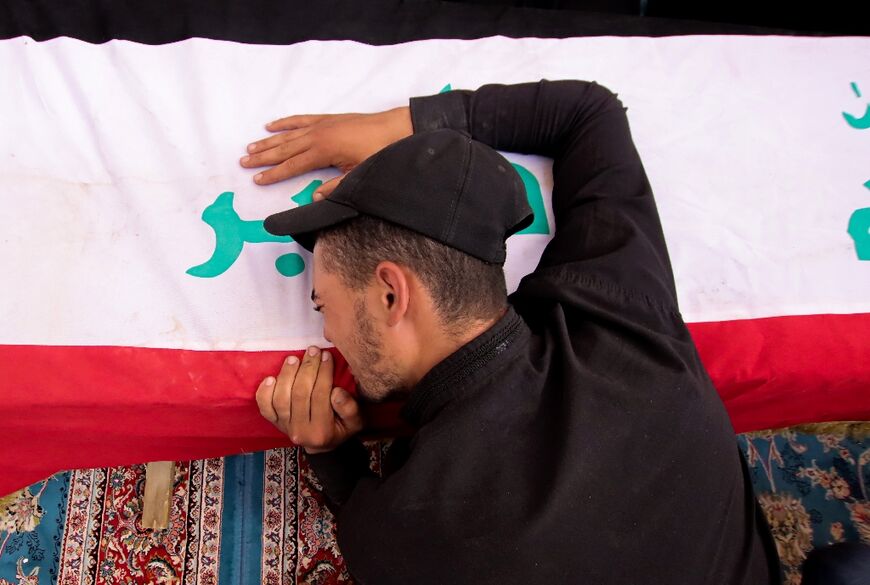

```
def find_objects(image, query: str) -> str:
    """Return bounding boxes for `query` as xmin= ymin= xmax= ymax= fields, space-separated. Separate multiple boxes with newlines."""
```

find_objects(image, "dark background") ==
xmin=448 ymin=0 xmax=870 ymax=35
xmin=1 ymin=0 xmax=867 ymax=44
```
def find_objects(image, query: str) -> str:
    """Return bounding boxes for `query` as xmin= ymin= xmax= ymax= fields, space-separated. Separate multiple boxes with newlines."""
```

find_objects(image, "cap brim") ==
xmin=264 ymin=198 xmax=359 ymax=252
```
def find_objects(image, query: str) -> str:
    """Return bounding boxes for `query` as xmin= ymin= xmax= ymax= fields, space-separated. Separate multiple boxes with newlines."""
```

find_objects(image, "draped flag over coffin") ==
xmin=1 ymin=35 xmax=869 ymax=495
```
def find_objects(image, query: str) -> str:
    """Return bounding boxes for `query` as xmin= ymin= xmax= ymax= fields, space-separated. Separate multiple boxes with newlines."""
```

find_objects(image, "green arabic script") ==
xmin=186 ymin=180 xmax=321 ymax=278
xmin=188 ymin=164 xmax=549 ymax=278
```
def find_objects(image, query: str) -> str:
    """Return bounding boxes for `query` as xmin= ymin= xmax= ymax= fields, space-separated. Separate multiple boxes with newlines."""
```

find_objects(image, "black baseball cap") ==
xmin=263 ymin=129 xmax=533 ymax=264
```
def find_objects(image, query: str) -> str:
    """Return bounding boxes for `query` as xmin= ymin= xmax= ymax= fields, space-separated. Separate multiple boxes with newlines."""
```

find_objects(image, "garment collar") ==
xmin=400 ymin=306 xmax=525 ymax=428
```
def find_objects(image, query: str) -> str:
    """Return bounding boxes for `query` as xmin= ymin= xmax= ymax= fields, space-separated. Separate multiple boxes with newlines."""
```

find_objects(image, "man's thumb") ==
xmin=331 ymin=387 xmax=362 ymax=431
xmin=312 ymin=174 xmax=345 ymax=201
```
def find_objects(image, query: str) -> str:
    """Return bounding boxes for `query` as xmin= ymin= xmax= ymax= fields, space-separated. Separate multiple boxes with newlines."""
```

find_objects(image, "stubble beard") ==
xmin=352 ymin=299 xmax=405 ymax=403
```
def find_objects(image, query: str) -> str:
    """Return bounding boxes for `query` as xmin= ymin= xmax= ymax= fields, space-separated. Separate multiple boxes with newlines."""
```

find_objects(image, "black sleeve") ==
xmin=304 ymin=439 xmax=374 ymax=509
xmin=410 ymin=80 xmax=678 ymax=312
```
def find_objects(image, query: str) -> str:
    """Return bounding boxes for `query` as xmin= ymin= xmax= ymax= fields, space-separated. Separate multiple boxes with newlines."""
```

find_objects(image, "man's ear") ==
xmin=374 ymin=261 xmax=410 ymax=327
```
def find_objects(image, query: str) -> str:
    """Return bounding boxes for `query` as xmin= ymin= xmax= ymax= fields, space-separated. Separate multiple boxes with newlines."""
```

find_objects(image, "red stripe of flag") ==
xmin=688 ymin=312 xmax=870 ymax=434
xmin=1 ymin=312 xmax=868 ymax=495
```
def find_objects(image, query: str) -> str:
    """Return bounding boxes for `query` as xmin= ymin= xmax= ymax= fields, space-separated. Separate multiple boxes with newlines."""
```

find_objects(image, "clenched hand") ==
xmin=256 ymin=346 xmax=362 ymax=454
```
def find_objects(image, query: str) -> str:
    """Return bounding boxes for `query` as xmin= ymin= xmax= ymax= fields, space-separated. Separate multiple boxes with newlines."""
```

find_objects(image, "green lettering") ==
xmin=848 ymin=207 xmax=870 ymax=260
xmin=843 ymin=106 xmax=870 ymax=130
xmin=512 ymin=163 xmax=550 ymax=235
xmin=187 ymin=180 xmax=322 ymax=278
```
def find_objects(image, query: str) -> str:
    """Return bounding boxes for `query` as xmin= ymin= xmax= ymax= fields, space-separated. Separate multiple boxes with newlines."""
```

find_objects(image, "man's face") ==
xmin=311 ymin=244 xmax=404 ymax=402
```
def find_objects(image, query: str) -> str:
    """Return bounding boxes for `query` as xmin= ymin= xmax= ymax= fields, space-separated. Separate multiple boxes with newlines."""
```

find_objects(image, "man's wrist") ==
xmin=384 ymin=106 xmax=413 ymax=141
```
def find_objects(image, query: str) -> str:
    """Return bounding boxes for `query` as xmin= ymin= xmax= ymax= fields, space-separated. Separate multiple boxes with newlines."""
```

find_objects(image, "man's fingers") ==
xmin=259 ymin=352 xmax=356 ymax=449
xmin=310 ymin=350 xmax=335 ymax=425
xmin=242 ymin=137 xmax=310 ymax=168
xmin=312 ymin=175 xmax=345 ymax=201
xmin=255 ymin=377 xmax=278 ymax=423
xmin=254 ymin=150 xmax=321 ymax=186
xmin=331 ymin=387 xmax=363 ymax=435
xmin=266 ymin=114 xmax=328 ymax=132
xmin=291 ymin=346 xmax=322 ymax=425
xmin=245 ymin=127 xmax=309 ymax=156
xmin=272 ymin=355 xmax=301 ymax=426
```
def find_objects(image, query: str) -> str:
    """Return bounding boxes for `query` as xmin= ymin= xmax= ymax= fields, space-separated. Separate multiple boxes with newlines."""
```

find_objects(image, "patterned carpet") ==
xmin=1 ymin=427 xmax=867 ymax=585
xmin=739 ymin=423 xmax=870 ymax=584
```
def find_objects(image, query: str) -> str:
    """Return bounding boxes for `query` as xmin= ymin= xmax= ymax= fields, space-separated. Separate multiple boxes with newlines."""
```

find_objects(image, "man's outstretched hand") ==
xmin=256 ymin=346 xmax=363 ymax=454
xmin=240 ymin=107 xmax=413 ymax=195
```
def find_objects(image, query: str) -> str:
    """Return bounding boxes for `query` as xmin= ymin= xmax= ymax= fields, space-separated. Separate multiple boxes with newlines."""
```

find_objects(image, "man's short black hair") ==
xmin=317 ymin=216 xmax=507 ymax=334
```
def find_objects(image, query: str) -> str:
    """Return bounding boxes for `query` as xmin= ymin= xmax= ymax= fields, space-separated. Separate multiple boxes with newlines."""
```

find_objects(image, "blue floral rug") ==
xmin=739 ymin=423 xmax=870 ymax=584
xmin=1 ymin=426 xmax=868 ymax=585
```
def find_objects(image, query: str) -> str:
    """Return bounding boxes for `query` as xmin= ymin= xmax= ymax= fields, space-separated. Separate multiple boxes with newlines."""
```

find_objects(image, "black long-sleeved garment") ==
xmin=307 ymin=81 xmax=781 ymax=585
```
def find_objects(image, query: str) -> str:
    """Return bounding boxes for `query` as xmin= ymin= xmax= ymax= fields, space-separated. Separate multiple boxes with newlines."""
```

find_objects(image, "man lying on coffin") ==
xmin=241 ymin=80 xmax=782 ymax=585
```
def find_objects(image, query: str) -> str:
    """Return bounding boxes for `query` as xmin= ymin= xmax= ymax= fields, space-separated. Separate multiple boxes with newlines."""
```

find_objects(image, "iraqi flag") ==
xmin=1 ymin=1 xmax=869 ymax=496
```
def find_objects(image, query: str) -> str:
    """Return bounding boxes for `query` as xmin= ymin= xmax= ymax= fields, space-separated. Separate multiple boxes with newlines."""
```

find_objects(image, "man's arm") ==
xmin=411 ymin=80 xmax=678 ymax=310
xmin=243 ymin=81 xmax=675 ymax=312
